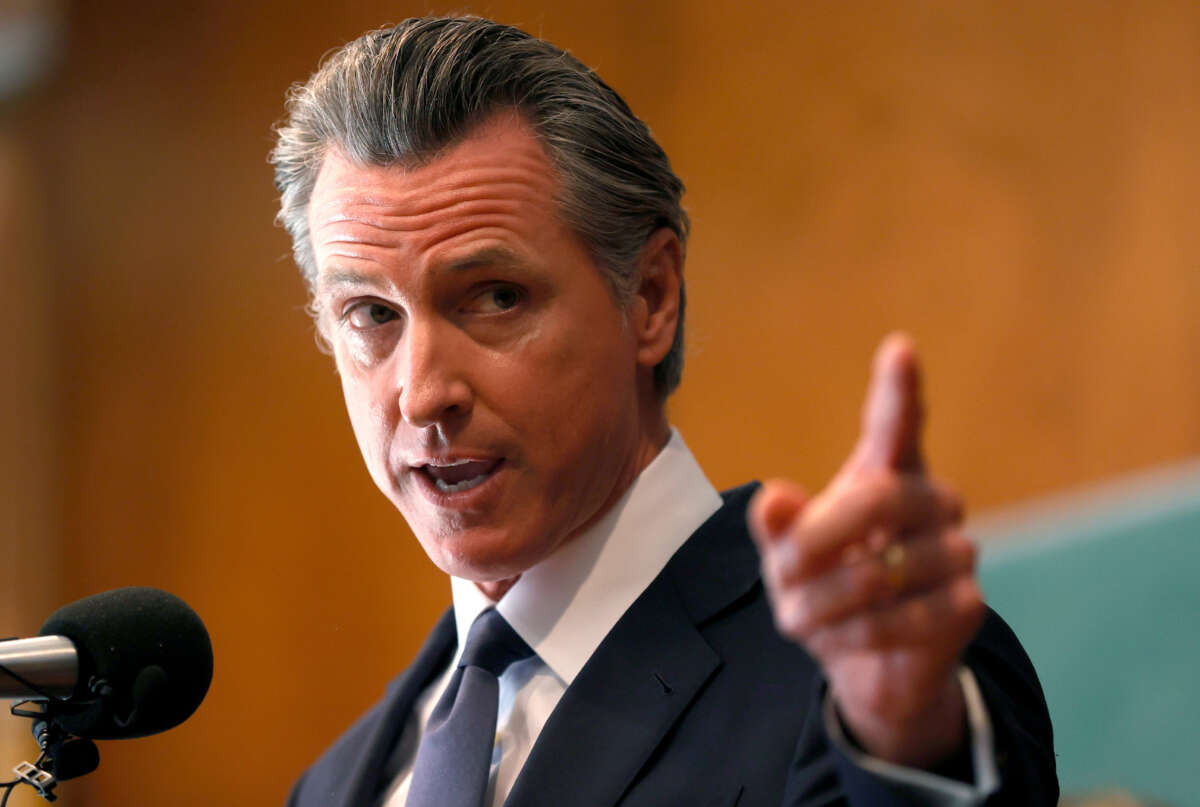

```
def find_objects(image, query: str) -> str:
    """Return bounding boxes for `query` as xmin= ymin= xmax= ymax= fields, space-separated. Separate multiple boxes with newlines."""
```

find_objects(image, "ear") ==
xmin=631 ymin=228 xmax=684 ymax=369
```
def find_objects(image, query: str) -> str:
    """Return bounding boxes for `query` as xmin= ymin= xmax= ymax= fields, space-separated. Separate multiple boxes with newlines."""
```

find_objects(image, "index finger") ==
xmin=842 ymin=332 xmax=925 ymax=477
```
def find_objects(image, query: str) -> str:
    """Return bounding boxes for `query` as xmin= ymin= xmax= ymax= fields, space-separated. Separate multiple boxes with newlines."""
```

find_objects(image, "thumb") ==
xmin=747 ymin=479 xmax=809 ymax=546
xmin=842 ymin=332 xmax=925 ymax=477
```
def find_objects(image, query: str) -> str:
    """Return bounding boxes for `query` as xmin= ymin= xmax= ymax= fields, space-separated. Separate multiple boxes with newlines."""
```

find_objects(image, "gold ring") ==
xmin=881 ymin=542 xmax=906 ymax=589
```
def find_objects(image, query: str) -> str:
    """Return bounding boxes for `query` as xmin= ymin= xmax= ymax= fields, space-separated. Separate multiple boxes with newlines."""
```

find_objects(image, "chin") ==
xmin=423 ymin=526 xmax=549 ymax=583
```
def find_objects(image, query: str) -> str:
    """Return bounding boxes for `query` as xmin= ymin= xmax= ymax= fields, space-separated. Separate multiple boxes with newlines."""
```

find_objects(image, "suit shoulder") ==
xmin=286 ymin=698 xmax=392 ymax=806
xmin=286 ymin=608 xmax=456 ymax=807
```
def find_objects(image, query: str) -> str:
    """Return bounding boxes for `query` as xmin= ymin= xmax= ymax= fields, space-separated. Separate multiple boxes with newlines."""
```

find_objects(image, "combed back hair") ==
xmin=270 ymin=16 xmax=689 ymax=395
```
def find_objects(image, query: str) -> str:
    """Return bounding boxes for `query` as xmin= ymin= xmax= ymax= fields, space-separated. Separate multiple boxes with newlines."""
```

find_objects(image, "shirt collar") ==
xmin=449 ymin=428 xmax=721 ymax=685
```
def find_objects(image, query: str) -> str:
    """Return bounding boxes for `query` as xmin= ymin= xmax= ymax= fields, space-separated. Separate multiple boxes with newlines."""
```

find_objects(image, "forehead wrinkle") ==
xmin=412 ymin=213 xmax=539 ymax=259
xmin=309 ymin=123 xmax=569 ymax=290
xmin=359 ymin=172 xmax=553 ymax=222
xmin=312 ymin=202 xmax=536 ymax=268
xmin=313 ymin=210 xmax=535 ymax=293
xmin=311 ymin=181 xmax=550 ymax=248
xmin=318 ymin=230 xmax=401 ymax=249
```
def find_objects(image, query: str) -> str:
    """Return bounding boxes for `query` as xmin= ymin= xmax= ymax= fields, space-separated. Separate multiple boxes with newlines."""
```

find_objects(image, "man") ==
xmin=271 ymin=16 xmax=1056 ymax=806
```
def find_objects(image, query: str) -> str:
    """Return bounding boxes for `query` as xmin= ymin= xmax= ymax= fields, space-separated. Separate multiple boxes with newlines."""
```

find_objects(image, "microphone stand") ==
xmin=1 ymin=656 xmax=102 ymax=803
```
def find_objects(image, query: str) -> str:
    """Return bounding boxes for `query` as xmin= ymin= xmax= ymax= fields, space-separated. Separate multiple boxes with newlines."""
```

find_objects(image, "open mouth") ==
xmin=417 ymin=458 xmax=503 ymax=493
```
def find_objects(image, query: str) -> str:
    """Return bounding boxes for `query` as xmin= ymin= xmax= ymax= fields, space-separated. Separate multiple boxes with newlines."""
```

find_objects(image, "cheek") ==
xmin=505 ymin=323 xmax=621 ymax=408
xmin=506 ymin=317 xmax=639 ymax=465
xmin=339 ymin=368 xmax=395 ymax=481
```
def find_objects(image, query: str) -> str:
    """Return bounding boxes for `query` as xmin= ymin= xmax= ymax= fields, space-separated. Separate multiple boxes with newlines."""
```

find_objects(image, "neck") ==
xmin=474 ymin=402 xmax=671 ymax=602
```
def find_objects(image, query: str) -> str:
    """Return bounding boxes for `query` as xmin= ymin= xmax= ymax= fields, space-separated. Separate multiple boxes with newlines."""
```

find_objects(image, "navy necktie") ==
xmin=405 ymin=608 xmax=534 ymax=807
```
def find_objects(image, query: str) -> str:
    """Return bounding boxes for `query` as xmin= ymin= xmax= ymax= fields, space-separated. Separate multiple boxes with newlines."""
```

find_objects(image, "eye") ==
xmin=466 ymin=284 xmax=524 ymax=314
xmin=346 ymin=302 xmax=398 ymax=329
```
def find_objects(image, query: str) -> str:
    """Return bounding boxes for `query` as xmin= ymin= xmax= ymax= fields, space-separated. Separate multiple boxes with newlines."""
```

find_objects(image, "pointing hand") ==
xmin=748 ymin=333 xmax=983 ymax=767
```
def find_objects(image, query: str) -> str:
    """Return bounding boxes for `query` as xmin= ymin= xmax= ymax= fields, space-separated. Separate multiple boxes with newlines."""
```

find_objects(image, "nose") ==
xmin=396 ymin=319 xmax=473 ymax=428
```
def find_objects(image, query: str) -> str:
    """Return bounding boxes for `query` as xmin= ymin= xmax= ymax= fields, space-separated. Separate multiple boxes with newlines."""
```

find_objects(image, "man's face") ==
xmin=307 ymin=112 xmax=657 ymax=584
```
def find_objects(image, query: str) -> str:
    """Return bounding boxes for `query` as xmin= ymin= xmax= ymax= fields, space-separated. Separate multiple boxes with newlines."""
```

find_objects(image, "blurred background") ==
xmin=2 ymin=0 xmax=1197 ymax=804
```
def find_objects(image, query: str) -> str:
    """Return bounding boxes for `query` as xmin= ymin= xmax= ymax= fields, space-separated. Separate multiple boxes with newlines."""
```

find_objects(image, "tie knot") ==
xmin=458 ymin=609 xmax=533 ymax=677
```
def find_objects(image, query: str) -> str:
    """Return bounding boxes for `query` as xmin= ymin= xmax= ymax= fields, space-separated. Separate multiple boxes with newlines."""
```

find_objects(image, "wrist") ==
xmin=834 ymin=672 xmax=968 ymax=769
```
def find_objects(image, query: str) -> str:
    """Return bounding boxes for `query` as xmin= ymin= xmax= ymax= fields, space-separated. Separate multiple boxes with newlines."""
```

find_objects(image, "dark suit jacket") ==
xmin=288 ymin=484 xmax=1058 ymax=806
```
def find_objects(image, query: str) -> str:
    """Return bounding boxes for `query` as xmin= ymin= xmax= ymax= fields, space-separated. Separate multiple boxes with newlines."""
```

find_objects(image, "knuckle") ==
xmin=959 ymin=576 xmax=983 ymax=603
xmin=860 ymin=686 xmax=899 ymax=719
xmin=931 ymin=478 xmax=965 ymax=522
xmin=853 ymin=561 xmax=889 ymax=602
xmin=909 ymin=598 xmax=935 ymax=636
xmin=759 ymin=561 xmax=783 ymax=594
xmin=789 ymin=543 xmax=821 ymax=579
xmin=772 ymin=612 xmax=797 ymax=640
xmin=763 ymin=536 xmax=807 ymax=582
xmin=771 ymin=595 xmax=818 ymax=639
xmin=965 ymin=579 xmax=985 ymax=611
xmin=953 ymin=578 xmax=986 ymax=630
xmin=805 ymin=627 xmax=836 ymax=659
xmin=959 ymin=536 xmax=978 ymax=569
xmin=942 ymin=529 xmax=976 ymax=568
xmin=853 ymin=471 xmax=900 ymax=522
xmin=851 ymin=616 xmax=883 ymax=648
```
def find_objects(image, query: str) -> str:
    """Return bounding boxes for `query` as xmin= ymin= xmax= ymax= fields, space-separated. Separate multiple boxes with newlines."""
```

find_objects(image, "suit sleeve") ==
xmin=285 ymin=770 xmax=308 ymax=807
xmin=780 ymin=608 xmax=1058 ymax=806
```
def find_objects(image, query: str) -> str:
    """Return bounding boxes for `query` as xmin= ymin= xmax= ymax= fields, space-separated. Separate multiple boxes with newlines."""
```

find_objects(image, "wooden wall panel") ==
xmin=667 ymin=1 xmax=1200 ymax=504
xmin=5 ymin=1 xmax=1198 ymax=803
xmin=1 ymin=125 xmax=62 ymax=807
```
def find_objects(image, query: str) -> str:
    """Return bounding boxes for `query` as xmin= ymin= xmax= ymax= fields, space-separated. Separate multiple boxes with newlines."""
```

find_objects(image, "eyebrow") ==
xmin=316 ymin=247 xmax=526 ymax=294
xmin=443 ymin=246 xmax=525 ymax=272
xmin=317 ymin=267 xmax=384 ymax=294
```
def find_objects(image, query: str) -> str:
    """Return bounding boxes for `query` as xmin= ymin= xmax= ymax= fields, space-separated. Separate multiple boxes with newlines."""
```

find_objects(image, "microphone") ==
xmin=0 ymin=636 xmax=77 ymax=700
xmin=2 ymin=587 xmax=213 ymax=740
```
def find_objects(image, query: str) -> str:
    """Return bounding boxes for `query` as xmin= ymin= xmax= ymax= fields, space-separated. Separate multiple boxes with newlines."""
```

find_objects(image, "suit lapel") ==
xmin=504 ymin=484 xmax=763 ymax=807
xmin=503 ymin=578 xmax=718 ymax=807
xmin=334 ymin=608 xmax=456 ymax=807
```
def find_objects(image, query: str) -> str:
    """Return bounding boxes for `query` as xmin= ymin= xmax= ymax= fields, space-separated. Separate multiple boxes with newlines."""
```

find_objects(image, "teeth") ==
xmin=433 ymin=474 xmax=489 ymax=493
xmin=430 ymin=458 xmax=475 ymax=468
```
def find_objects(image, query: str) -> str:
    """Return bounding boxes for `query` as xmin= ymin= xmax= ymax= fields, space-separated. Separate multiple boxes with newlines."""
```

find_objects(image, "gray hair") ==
xmin=270 ymin=16 xmax=689 ymax=395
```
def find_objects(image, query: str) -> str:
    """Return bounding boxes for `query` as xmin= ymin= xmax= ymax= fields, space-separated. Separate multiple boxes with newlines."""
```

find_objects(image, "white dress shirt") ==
xmin=381 ymin=430 xmax=998 ymax=806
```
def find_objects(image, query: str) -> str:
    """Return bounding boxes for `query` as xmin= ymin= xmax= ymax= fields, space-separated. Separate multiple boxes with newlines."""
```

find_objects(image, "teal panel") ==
xmin=979 ymin=497 xmax=1200 ymax=807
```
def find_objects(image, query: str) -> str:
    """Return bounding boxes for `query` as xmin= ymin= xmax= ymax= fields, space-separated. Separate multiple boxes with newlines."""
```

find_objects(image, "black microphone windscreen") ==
xmin=38 ymin=587 xmax=213 ymax=740
xmin=51 ymin=737 xmax=100 ymax=781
